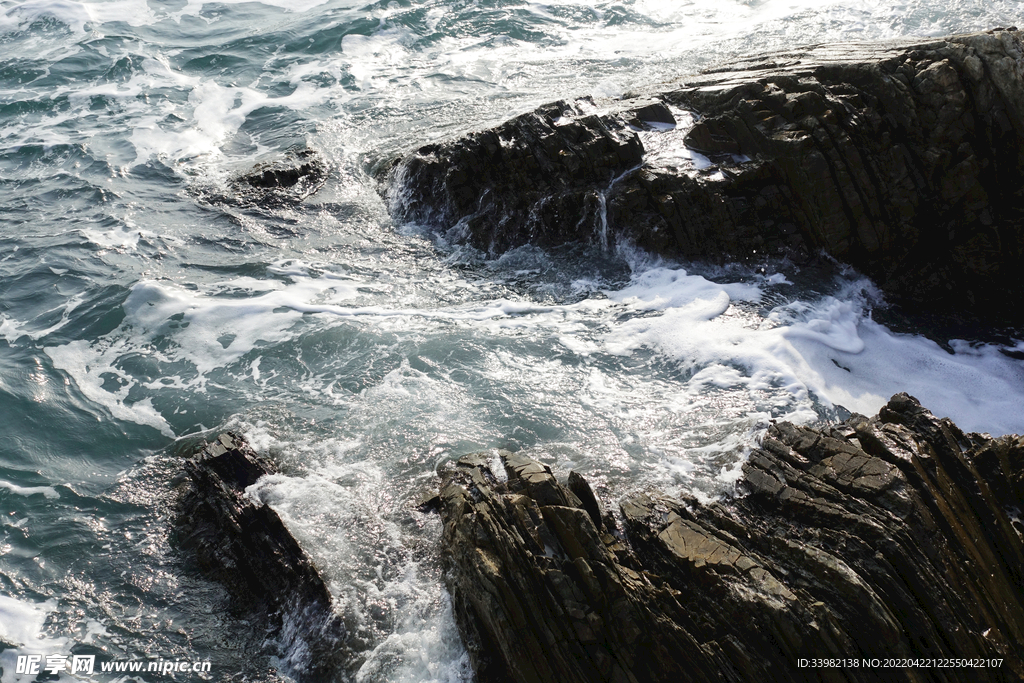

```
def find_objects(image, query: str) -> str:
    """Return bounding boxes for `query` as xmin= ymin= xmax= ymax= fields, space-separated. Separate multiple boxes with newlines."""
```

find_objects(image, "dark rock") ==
xmin=385 ymin=99 xmax=643 ymax=253
xmin=230 ymin=148 xmax=327 ymax=206
xmin=383 ymin=29 xmax=1024 ymax=324
xmin=437 ymin=396 xmax=1024 ymax=682
xmin=627 ymin=101 xmax=677 ymax=129
xmin=177 ymin=432 xmax=351 ymax=681
xmin=568 ymin=470 xmax=604 ymax=531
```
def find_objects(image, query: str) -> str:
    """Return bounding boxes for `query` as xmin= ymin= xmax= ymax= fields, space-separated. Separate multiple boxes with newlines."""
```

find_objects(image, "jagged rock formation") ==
xmin=437 ymin=395 xmax=1024 ymax=682
xmin=177 ymin=433 xmax=350 ymax=681
xmin=384 ymin=29 xmax=1024 ymax=322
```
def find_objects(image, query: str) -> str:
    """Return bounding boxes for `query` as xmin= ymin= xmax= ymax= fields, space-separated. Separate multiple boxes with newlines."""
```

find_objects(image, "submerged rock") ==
xmin=437 ymin=395 xmax=1024 ymax=682
xmin=230 ymin=148 xmax=327 ymax=206
xmin=177 ymin=433 xmax=351 ymax=681
xmin=384 ymin=29 xmax=1024 ymax=323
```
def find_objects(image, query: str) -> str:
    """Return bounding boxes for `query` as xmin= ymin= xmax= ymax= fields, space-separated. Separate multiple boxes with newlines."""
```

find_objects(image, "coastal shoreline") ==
xmin=381 ymin=28 xmax=1024 ymax=327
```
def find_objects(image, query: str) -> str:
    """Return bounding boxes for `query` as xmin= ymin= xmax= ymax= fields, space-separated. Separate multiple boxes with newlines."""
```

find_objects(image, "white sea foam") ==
xmin=79 ymin=224 xmax=148 ymax=249
xmin=236 ymin=427 xmax=471 ymax=683
xmin=0 ymin=293 xmax=85 ymax=342
xmin=784 ymin=312 xmax=1024 ymax=436
xmin=1 ymin=57 xmax=185 ymax=160
xmin=0 ymin=596 xmax=69 ymax=683
xmin=353 ymin=592 xmax=471 ymax=683
xmin=45 ymin=338 xmax=175 ymax=436
xmin=342 ymin=29 xmax=417 ymax=91
xmin=0 ymin=595 xmax=58 ymax=645
xmin=0 ymin=479 xmax=60 ymax=498
xmin=1 ymin=0 xmax=93 ymax=33
xmin=41 ymin=254 xmax=1024 ymax=454
xmin=131 ymin=80 xmax=330 ymax=166
xmin=3 ymin=0 xmax=334 ymax=33
xmin=80 ymin=0 xmax=158 ymax=26
xmin=594 ymin=267 xmax=1024 ymax=436
xmin=170 ymin=0 xmax=334 ymax=18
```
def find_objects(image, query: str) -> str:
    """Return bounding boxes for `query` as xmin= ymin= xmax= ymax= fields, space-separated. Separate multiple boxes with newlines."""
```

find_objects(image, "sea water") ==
xmin=1 ymin=0 xmax=1023 ymax=680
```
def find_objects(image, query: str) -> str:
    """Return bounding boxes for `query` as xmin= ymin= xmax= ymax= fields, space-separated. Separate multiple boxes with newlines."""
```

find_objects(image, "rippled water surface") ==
xmin=2 ymin=0 xmax=1024 ymax=680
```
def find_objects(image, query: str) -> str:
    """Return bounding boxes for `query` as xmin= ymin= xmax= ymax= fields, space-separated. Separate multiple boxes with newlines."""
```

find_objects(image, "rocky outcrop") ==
xmin=227 ymin=148 xmax=327 ymax=206
xmin=177 ymin=433 xmax=350 ymax=681
xmin=437 ymin=395 xmax=1024 ymax=682
xmin=384 ymin=29 xmax=1024 ymax=322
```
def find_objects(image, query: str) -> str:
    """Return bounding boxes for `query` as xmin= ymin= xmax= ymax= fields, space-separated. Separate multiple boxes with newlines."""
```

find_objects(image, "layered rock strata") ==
xmin=437 ymin=395 xmax=1024 ymax=682
xmin=177 ymin=433 xmax=350 ymax=681
xmin=384 ymin=29 xmax=1024 ymax=321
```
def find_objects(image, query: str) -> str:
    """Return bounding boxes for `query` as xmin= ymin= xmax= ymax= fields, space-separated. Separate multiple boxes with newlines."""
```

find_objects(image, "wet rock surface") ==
xmin=384 ymin=29 xmax=1024 ymax=323
xmin=177 ymin=433 xmax=351 ymax=681
xmin=437 ymin=394 xmax=1024 ymax=682
xmin=230 ymin=148 xmax=327 ymax=206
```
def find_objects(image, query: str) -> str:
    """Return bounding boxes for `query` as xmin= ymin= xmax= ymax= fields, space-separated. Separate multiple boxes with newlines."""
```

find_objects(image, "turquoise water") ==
xmin=2 ymin=1 xmax=1024 ymax=680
